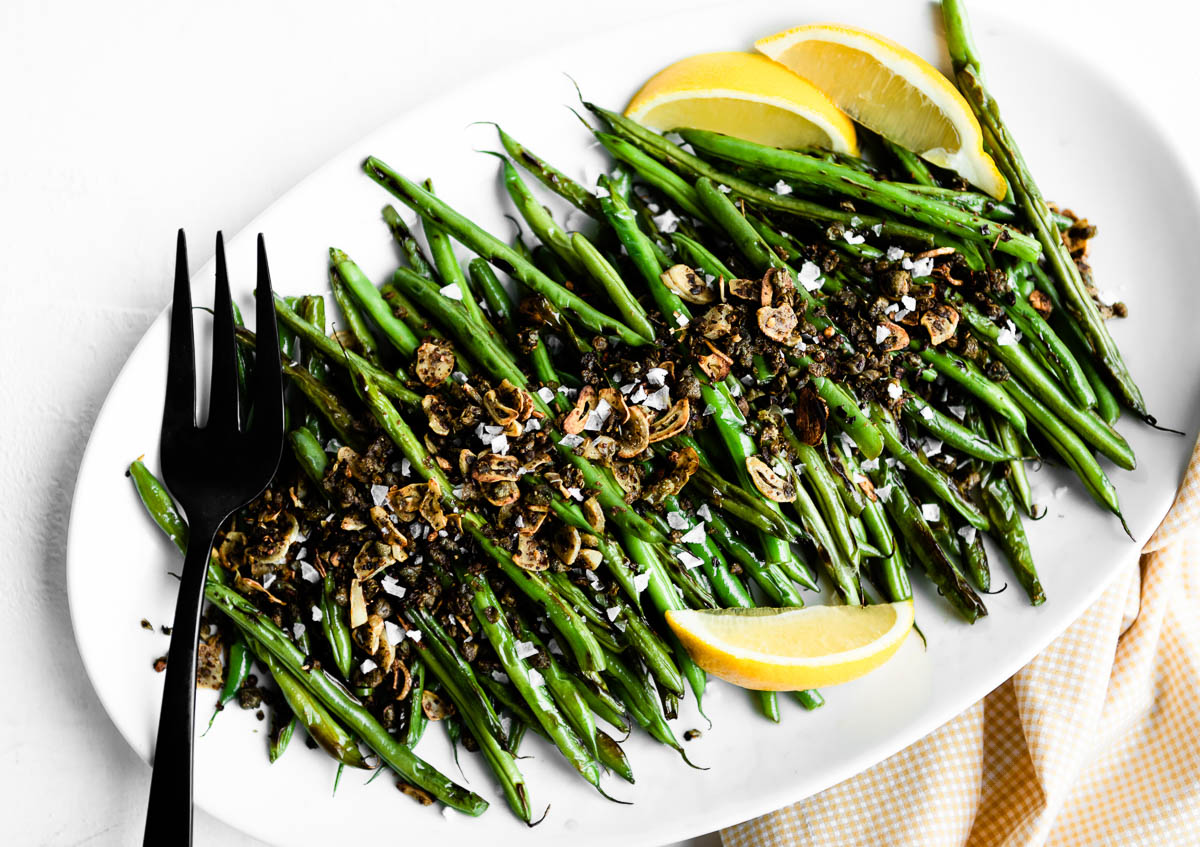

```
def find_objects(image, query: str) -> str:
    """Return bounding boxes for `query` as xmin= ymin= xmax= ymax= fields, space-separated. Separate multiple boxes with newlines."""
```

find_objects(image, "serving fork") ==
xmin=143 ymin=231 xmax=285 ymax=846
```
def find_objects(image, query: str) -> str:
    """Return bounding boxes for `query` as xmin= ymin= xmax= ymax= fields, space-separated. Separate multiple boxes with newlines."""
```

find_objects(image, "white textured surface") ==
xmin=0 ymin=1 xmax=1194 ymax=844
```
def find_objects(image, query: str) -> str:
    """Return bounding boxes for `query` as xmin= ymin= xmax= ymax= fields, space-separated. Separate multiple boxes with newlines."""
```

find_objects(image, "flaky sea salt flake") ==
xmin=797 ymin=261 xmax=823 ymax=292
xmin=680 ymin=524 xmax=706 ymax=544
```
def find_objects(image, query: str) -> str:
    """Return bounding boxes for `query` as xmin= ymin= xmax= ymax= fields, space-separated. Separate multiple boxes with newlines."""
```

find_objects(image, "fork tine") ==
xmin=207 ymin=232 xmax=240 ymax=432
xmin=161 ymin=229 xmax=196 ymax=444
xmin=252 ymin=234 xmax=285 ymax=450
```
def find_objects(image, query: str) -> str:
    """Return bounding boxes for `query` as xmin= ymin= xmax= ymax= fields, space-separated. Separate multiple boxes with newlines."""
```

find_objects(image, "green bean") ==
xmin=319 ymin=573 xmax=353 ymax=680
xmin=811 ymin=377 xmax=885 ymax=460
xmin=700 ymin=380 xmax=826 ymax=597
xmin=1034 ymin=264 xmax=1122 ymax=425
xmin=792 ymin=690 xmax=826 ymax=711
xmin=597 ymin=175 xmax=687 ymax=322
xmin=602 ymin=174 xmax=672 ymax=264
xmin=693 ymin=182 xmax=885 ymax=460
xmin=492 ymin=123 xmax=604 ymax=219
xmin=989 ymin=415 xmax=1036 ymax=517
xmin=243 ymin=635 xmax=371 ymax=769
xmin=348 ymin=357 xmax=451 ymax=487
xmin=128 ymin=459 xmax=187 ymax=554
xmin=1002 ymin=378 xmax=1123 ymax=518
xmin=594 ymin=133 xmax=712 ymax=223
xmin=874 ymin=538 xmax=911 ymax=604
xmin=348 ymin=355 xmax=611 ymax=675
xmin=404 ymin=660 xmax=428 ymax=748
xmin=531 ymin=243 xmax=570 ymax=285
xmin=848 ymin=514 xmax=881 ymax=557
xmin=1073 ymin=331 xmax=1121 ymax=426
xmin=205 ymin=580 xmax=485 ymax=812
xmin=901 ymin=393 xmax=1013 ymax=462
xmin=983 ymin=478 xmax=1044 ymax=604
xmin=960 ymin=522 xmax=991 ymax=593
xmin=660 ymin=495 xmax=755 ymax=608
xmin=364 ymin=156 xmax=648 ymax=346
xmin=332 ymin=251 xmax=416 ymax=358
xmin=870 ymin=462 xmax=986 ymax=622
xmin=411 ymin=609 xmax=508 ymax=742
xmin=680 ymin=128 xmax=1040 ymax=261
xmin=391 ymin=268 xmax=527 ymax=389
xmin=595 ymin=730 xmax=635 ymax=783
xmin=837 ymin=446 xmax=898 ymax=556
xmin=604 ymin=648 xmax=685 ymax=754
xmin=383 ymin=204 xmax=438 ymax=281
xmin=230 ymin=301 xmax=251 ymax=417
xmin=512 ymin=616 xmax=600 ymax=762
xmin=279 ymin=297 xmax=301 ymax=390
xmin=750 ymin=215 xmax=820 ymax=265
xmin=959 ymin=300 xmax=1134 ymax=470
xmin=545 ymin=497 xmax=641 ymax=605
xmin=782 ymin=420 xmax=859 ymax=566
xmin=328 ymin=271 xmax=384 ymax=367
xmin=288 ymin=427 xmax=328 ymax=489
xmin=479 ymin=675 xmax=630 ymax=778
xmin=486 ymin=151 xmax=585 ymax=276
xmin=617 ymin=531 xmax=695 ymax=686
xmin=621 ymin=605 xmax=687 ymax=699
xmin=683 ymin=442 xmax=806 ymax=542
xmin=826 ymin=436 xmax=867 ymax=517
xmin=205 ymin=633 xmax=251 ymax=731
xmin=249 ymin=337 xmax=366 ymax=448
xmin=464 ymin=571 xmax=601 ymax=789
xmin=407 ymin=616 xmax=531 ymax=821
xmin=927 ymin=513 xmax=965 ymax=572
xmin=943 ymin=0 xmax=1145 ymax=414
xmin=268 ymin=705 xmax=296 ymax=764
xmin=298 ymin=296 xmax=329 ymax=433
xmin=755 ymin=691 xmax=781 ymax=722
xmin=794 ymin=476 xmax=861 ymax=602
xmin=625 ymin=188 xmax=676 ymax=266
xmin=586 ymin=103 xmax=934 ymax=243
xmin=1005 ymin=293 xmax=1096 ymax=409
xmin=914 ymin=344 xmax=1028 ymax=437
xmin=571 ymin=231 xmax=656 ymax=341
xmin=576 ymin=677 xmax=632 ymax=736
xmin=705 ymin=512 xmax=806 ymax=607
xmin=542 ymin=571 xmax=612 ymax=632
xmin=883 ymin=137 xmax=936 ymax=186
xmin=695 ymin=175 xmax=783 ymax=274
xmin=272 ymin=297 xmax=422 ymax=409
xmin=870 ymin=403 xmax=990 ymax=532
xmin=669 ymin=232 xmax=735 ymax=281
xmin=660 ymin=499 xmax=805 ymax=722
xmin=902 ymin=184 xmax=1072 ymax=229
xmin=379 ymin=280 xmax=450 ymax=345
xmin=468 ymin=258 xmax=515 ymax=338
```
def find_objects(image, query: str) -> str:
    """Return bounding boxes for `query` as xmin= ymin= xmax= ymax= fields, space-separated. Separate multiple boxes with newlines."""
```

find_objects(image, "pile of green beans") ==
xmin=127 ymin=1 xmax=1149 ymax=820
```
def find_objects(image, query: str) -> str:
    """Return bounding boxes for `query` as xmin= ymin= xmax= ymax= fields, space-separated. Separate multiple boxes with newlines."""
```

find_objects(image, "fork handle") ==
xmin=143 ymin=520 xmax=219 ymax=847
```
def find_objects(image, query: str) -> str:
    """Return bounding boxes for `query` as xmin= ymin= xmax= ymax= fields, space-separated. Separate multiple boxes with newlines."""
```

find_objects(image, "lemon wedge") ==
xmin=665 ymin=601 xmax=914 ymax=690
xmin=624 ymin=51 xmax=858 ymax=155
xmin=756 ymin=24 xmax=1006 ymax=199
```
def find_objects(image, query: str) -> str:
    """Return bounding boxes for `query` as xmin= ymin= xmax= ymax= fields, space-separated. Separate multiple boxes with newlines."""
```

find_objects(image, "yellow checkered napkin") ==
xmin=723 ymin=439 xmax=1200 ymax=847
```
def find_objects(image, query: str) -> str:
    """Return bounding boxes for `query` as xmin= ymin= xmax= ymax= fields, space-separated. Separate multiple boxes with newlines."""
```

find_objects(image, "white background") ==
xmin=0 ymin=1 xmax=1191 ymax=845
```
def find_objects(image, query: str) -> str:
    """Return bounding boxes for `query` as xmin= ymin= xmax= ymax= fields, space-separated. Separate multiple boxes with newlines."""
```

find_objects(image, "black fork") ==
xmin=143 ymin=231 xmax=285 ymax=846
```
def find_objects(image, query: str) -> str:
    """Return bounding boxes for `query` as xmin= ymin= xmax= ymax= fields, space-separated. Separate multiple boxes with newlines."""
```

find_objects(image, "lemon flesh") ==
xmin=666 ymin=601 xmax=914 ymax=691
xmin=625 ymin=51 xmax=857 ymax=154
xmin=757 ymin=24 xmax=1006 ymax=198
